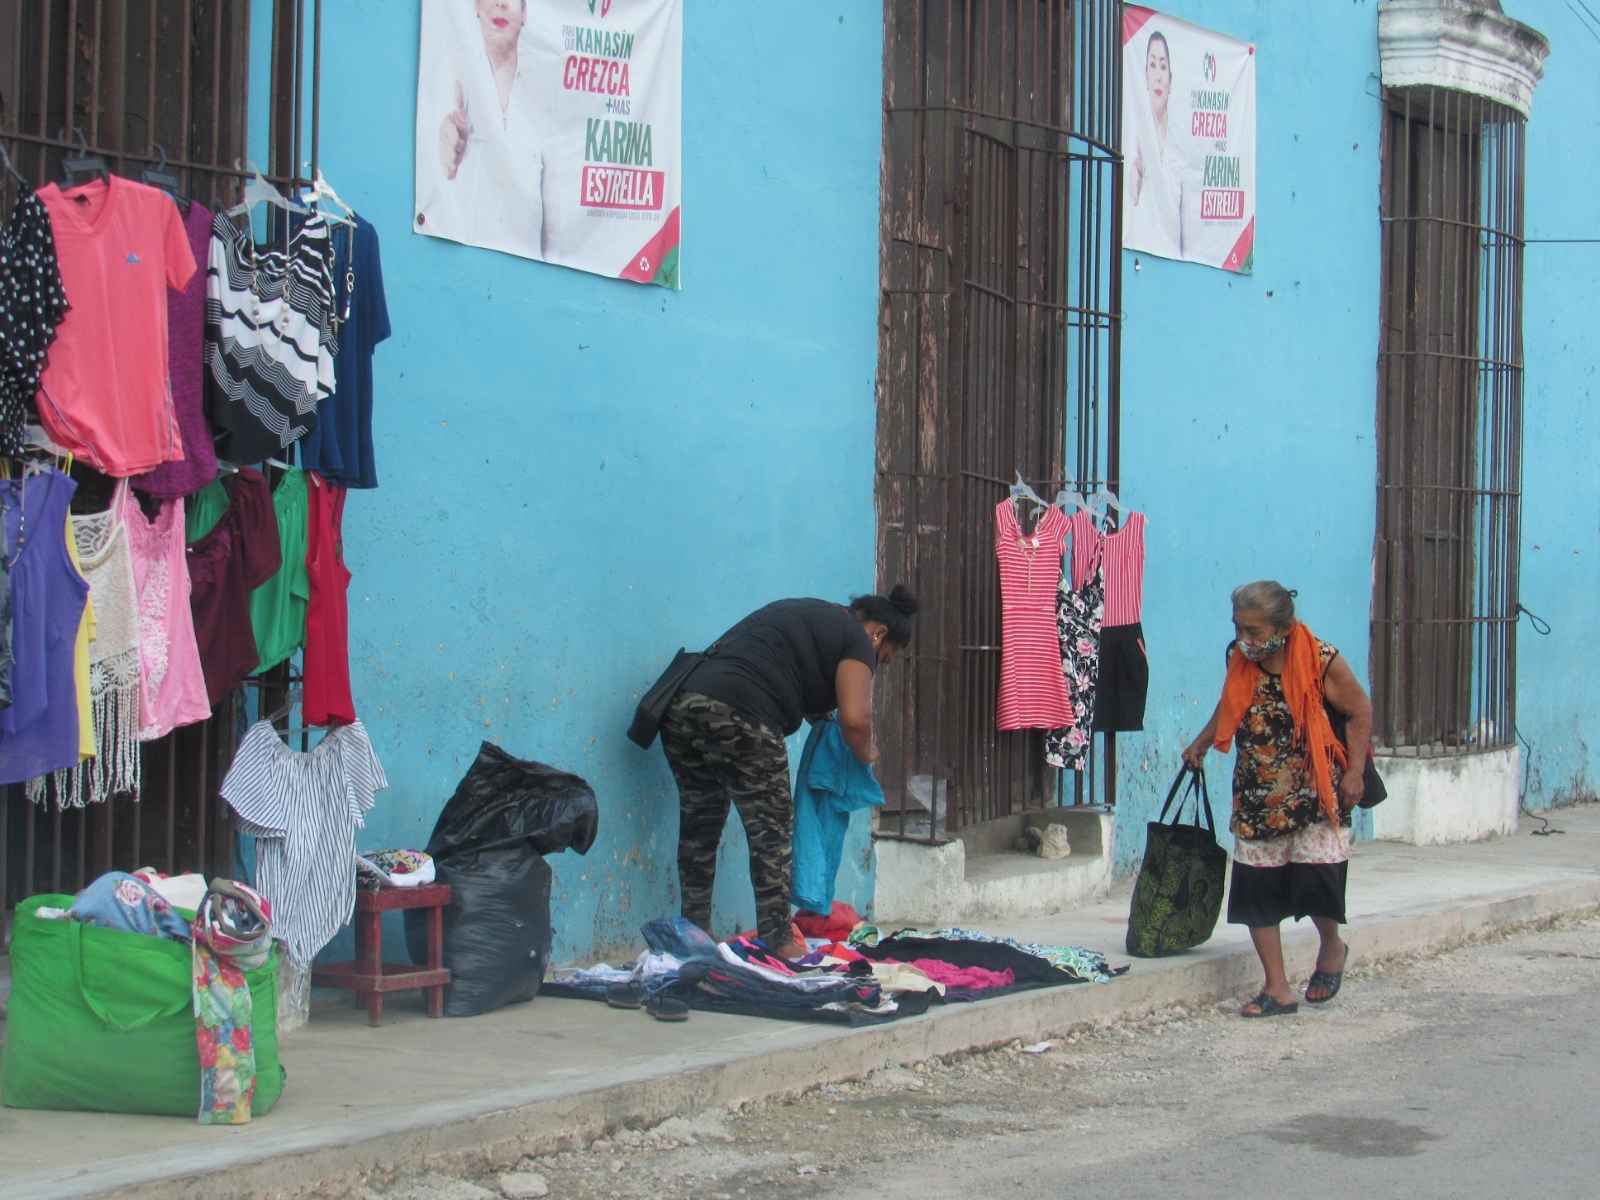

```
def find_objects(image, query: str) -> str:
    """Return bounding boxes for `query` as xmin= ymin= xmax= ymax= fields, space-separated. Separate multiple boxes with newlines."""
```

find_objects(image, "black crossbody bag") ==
xmin=625 ymin=641 xmax=721 ymax=749
xmin=1324 ymin=703 xmax=1387 ymax=809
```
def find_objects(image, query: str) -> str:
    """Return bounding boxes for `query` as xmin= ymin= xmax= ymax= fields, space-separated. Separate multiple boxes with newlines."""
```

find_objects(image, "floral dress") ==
xmin=1045 ymin=550 xmax=1104 ymax=770
xmin=1229 ymin=638 xmax=1348 ymax=841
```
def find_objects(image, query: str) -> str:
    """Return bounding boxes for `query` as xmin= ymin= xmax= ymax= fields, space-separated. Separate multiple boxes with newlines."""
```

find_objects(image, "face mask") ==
xmin=1238 ymin=633 xmax=1287 ymax=663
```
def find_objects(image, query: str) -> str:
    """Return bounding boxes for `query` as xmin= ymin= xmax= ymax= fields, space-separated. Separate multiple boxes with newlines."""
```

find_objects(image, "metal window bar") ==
xmin=0 ymin=2 xmax=320 ymax=916
xmin=876 ymin=0 xmax=1122 ymax=839
xmin=1372 ymin=86 xmax=1525 ymax=757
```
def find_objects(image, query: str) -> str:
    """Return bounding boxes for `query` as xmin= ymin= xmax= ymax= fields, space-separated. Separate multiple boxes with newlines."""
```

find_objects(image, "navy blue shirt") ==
xmin=300 ymin=215 xmax=390 ymax=487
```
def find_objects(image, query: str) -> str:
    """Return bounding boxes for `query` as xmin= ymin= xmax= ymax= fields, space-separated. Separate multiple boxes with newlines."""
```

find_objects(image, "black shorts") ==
xmin=1227 ymin=860 xmax=1348 ymax=927
xmin=1093 ymin=622 xmax=1149 ymax=732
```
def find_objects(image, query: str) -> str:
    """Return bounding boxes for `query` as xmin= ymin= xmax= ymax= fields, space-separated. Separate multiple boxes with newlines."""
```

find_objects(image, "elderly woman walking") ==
xmin=1183 ymin=581 xmax=1372 ymax=1017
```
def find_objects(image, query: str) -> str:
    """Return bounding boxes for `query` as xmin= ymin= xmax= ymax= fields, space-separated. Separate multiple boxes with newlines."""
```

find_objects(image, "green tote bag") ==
xmin=1126 ymin=766 xmax=1229 ymax=958
xmin=2 ymin=894 xmax=284 ymax=1116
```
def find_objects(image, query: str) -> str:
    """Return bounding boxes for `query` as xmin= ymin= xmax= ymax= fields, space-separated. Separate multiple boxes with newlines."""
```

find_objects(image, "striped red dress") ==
xmin=995 ymin=500 xmax=1073 ymax=730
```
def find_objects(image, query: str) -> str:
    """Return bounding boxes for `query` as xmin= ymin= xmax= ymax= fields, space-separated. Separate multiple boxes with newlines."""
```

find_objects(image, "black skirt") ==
xmin=1227 ymin=860 xmax=1348 ymax=927
xmin=1093 ymin=622 xmax=1149 ymax=732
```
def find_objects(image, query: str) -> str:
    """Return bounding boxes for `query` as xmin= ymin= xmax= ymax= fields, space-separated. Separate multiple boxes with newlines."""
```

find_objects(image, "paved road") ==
xmin=372 ymin=915 xmax=1600 ymax=1200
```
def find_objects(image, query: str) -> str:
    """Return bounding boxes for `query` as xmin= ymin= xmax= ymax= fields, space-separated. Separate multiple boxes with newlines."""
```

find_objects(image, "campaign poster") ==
xmin=1121 ymin=7 xmax=1255 ymax=273
xmin=415 ymin=0 xmax=683 ymax=288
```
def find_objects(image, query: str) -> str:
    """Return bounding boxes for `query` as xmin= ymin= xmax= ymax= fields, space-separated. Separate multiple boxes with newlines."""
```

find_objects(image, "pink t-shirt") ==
xmin=116 ymin=483 xmax=211 ymax=739
xmin=36 ymin=176 xmax=196 ymax=476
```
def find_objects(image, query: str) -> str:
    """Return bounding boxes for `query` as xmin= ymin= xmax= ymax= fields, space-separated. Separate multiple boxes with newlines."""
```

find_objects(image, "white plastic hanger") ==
xmin=228 ymin=161 xmax=309 ymax=218
xmin=301 ymin=169 xmax=355 ymax=227
xmin=1085 ymin=486 xmax=1144 ymax=525
xmin=1009 ymin=472 xmax=1050 ymax=524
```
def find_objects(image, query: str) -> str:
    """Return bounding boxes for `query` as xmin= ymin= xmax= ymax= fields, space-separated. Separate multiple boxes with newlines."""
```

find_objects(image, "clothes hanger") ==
xmin=1085 ymin=486 xmax=1144 ymax=526
xmin=227 ymin=160 xmax=308 ymax=218
xmin=301 ymin=170 xmax=355 ymax=227
xmin=0 ymin=141 xmax=27 ymax=188
xmin=58 ymin=129 xmax=108 ymax=186
xmin=140 ymin=144 xmax=191 ymax=214
xmin=1052 ymin=488 xmax=1096 ymax=517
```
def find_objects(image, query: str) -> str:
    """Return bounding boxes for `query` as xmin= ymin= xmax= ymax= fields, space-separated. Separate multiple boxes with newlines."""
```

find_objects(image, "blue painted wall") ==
xmin=296 ymin=0 xmax=1597 ymax=963
xmin=1112 ymin=0 xmax=1384 ymax=871
xmin=305 ymin=2 xmax=884 ymax=963
xmin=1503 ymin=0 xmax=1600 ymax=811
xmin=1110 ymin=0 xmax=1599 ymax=871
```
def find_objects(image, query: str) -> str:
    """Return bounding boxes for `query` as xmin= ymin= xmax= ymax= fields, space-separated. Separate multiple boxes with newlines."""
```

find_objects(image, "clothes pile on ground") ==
xmin=544 ymin=904 xmax=1124 ymax=1027
xmin=2 ymin=870 xmax=284 ymax=1123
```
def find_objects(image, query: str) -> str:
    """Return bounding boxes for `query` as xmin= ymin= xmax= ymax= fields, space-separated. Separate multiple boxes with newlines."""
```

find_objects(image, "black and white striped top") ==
xmin=221 ymin=718 xmax=386 ymax=971
xmin=204 ymin=209 xmax=336 ymax=464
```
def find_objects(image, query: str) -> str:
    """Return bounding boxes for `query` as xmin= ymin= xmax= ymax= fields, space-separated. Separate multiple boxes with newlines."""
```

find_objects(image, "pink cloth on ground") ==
xmin=908 ymin=959 xmax=1016 ymax=990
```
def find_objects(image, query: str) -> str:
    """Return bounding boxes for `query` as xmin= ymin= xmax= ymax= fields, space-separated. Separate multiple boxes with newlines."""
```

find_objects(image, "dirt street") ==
xmin=354 ymin=913 xmax=1600 ymax=1200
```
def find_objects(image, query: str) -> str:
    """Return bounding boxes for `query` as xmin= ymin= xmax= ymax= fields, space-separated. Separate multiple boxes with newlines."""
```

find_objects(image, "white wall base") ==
xmin=872 ymin=811 xmax=1115 ymax=927
xmin=1370 ymin=746 xmax=1520 ymax=845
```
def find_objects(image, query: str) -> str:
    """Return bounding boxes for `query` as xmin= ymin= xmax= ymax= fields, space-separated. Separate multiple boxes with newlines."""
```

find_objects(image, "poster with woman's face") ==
xmin=414 ymin=0 xmax=683 ymax=288
xmin=1120 ymin=7 xmax=1255 ymax=274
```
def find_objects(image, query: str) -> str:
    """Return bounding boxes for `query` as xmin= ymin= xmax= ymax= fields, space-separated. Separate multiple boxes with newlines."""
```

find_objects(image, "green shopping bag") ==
xmin=1126 ymin=766 xmax=1229 ymax=958
xmin=2 ymin=894 xmax=284 ymax=1116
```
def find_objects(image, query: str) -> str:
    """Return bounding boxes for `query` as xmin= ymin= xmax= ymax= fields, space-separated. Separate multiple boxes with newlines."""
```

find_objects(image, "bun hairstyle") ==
xmin=851 ymin=584 xmax=921 ymax=648
xmin=1231 ymin=580 xmax=1296 ymax=628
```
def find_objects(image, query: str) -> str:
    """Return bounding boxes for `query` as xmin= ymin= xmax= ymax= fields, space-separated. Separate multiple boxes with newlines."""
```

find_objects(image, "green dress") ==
xmin=248 ymin=468 xmax=310 ymax=672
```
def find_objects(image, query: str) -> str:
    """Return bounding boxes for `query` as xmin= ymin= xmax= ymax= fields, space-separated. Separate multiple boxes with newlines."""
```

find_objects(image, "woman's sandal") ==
xmin=1240 ymin=992 xmax=1299 ymax=1018
xmin=1305 ymin=941 xmax=1349 ymax=1004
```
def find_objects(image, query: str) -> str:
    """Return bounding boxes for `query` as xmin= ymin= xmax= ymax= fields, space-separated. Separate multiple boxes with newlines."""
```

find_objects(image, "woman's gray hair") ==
xmin=1231 ymin=580 xmax=1296 ymax=627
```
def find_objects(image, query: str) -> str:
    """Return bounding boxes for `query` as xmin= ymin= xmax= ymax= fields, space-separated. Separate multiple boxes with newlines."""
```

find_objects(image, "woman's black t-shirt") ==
xmin=683 ymin=599 xmax=877 ymax=736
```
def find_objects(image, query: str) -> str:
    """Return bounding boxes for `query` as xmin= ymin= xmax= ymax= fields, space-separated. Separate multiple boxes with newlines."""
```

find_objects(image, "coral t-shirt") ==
xmin=36 ymin=176 xmax=195 ymax=476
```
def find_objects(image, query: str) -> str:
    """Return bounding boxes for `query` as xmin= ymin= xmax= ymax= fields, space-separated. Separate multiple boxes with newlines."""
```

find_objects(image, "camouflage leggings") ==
xmin=659 ymin=691 xmax=793 ymax=947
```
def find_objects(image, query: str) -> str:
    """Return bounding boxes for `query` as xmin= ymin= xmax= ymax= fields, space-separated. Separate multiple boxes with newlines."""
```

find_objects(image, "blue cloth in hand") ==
xmin=791 ymin=719 xmax=884 ymax=915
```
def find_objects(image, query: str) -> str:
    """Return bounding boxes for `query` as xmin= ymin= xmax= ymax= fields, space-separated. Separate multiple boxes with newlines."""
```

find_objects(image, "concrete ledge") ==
xmin=1372 ymin=746 xmax=1520 ymax=844
xmin=19 ymin=868 xmax=1599 ymax=1200
xmin=874 ymin=810 xmax=1115 ymax=926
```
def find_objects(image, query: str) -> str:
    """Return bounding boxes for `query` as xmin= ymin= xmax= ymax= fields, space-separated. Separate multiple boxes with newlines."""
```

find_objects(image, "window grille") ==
xmin=0 ymin=1 xmax=320 ymax=913
xmin=875 ymin=0 xmax=1122 ymax=837
xmin=1372 ymin=86 xmax=1525 ymax=756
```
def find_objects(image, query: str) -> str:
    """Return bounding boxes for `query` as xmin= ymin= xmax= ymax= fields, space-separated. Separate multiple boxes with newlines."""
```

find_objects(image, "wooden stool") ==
xmin=311 ymin=883 xmax=451 ymax=1026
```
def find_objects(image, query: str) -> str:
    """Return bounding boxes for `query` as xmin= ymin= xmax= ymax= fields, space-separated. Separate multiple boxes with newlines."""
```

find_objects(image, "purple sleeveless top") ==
xmin=0 ymin=468 xmax=89 ymax=783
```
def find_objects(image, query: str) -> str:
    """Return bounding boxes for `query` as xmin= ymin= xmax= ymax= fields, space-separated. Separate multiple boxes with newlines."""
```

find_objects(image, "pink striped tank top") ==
xmin=1069 ymin=509 xmax=1145 ymax=627
xmin=994 ymin=500 xmax=1073 ymax=731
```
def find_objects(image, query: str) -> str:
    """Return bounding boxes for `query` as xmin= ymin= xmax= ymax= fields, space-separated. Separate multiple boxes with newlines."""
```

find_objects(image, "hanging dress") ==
xmin=0 ymin=183 xmax=71 ymax=455
xmin=0 ymin=469 xmax=89 ymax=784
xmin=205 ymin=210 xmax=336 ymax=463
xmin=248 ymin=466 xmax=310 ymax=673
xmin=219 ymin=719 xmax=386 ymax=970
xmin=132 ymin=200 xmax=219 ymax=497
xmin=1045 ymin=510 xmax=1106 ymax=770
xmin=994 ymin=499 xmax=1073 ymax=731
xmin=303 ymin=475 xmax=355 ymax=725
xmin=119 ymin=484 xmax=212 ymax=739
xmin=1067 ymin=509 xmax=1149 ymax=732
xmin=185 ymin=467 xmax=282 ymax=705
xmin=28 ymin=495 xmax=142 ymax=806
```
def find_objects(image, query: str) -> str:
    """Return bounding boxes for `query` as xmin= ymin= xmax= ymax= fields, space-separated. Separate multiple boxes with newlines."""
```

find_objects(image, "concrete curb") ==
xmin=19 ymin=875 xmax=1600 ymax=1200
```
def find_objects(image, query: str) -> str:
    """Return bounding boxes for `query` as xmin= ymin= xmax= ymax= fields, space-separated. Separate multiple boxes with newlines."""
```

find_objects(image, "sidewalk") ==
xmin=4 ymin=804 xmax=1598 ymax=1200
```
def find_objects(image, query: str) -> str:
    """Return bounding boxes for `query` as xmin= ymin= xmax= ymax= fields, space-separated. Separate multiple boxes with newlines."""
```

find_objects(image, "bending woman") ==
xmin=661 ymin=588 xmax=918 ymax=960
xmin=1182 ymin=581 xmax=1372 ymax=1016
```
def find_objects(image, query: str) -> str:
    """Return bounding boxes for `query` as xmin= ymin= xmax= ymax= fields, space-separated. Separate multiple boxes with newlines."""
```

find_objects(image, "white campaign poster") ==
xmin=415 ymin=0 xmax=683 ymax=288
xmin=1121 ymin=7 xmax=1255 ymax=273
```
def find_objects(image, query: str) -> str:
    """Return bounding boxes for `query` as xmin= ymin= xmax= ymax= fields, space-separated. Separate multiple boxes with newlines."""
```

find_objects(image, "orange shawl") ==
xmin=1213 ymin=621 xmax=1347 ymax=824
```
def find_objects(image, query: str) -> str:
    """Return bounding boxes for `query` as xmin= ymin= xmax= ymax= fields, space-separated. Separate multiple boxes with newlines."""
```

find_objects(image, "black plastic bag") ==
xmin=405 ymin=743 xmax=598 ymax=1016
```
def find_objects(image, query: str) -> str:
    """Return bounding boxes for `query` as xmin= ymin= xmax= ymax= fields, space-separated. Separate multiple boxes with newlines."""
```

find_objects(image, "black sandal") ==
xmin=1306 ymin=942 xmax=1348 ymax=1004
xmin=605 ymin=982 xmax=646 ymax=1009
xmin=1240 ymin=992 xmax=1298 ymax=1018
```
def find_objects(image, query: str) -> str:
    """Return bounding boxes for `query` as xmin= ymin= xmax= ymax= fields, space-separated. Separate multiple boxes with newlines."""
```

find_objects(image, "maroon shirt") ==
xmin=133 ymin=201 xmax=217 ymax=497
xmin=186 ymin=468 xmax=281 ymax=704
